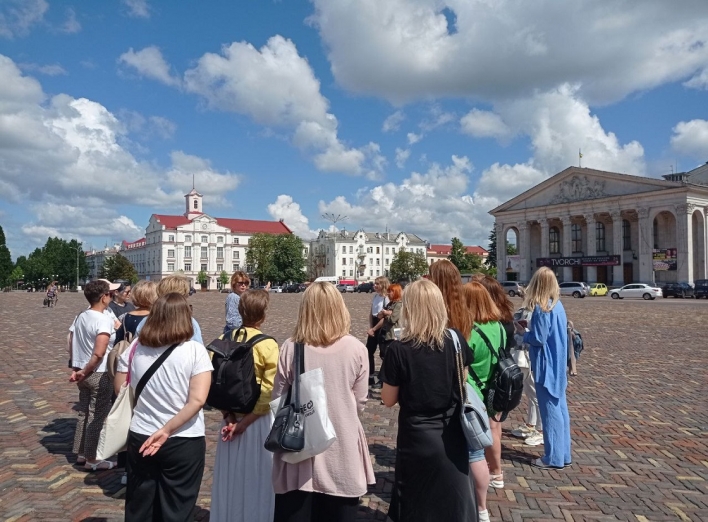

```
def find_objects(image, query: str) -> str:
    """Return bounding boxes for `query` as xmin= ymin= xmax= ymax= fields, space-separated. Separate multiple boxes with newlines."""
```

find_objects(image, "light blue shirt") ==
xmin=135 ymin=316 xmax=203 ymax=345
xmin=224 ymin=292 xmax=242 ymax=332
xmin=523 ymin=300 xmax=568 ymax=399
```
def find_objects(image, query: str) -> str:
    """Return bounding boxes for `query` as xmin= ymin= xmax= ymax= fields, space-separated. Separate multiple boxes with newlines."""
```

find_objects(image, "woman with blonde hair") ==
xmin=365 ymin=276 xmax=389 ymax=387
xmin=271 ymin=282 xmax=374 ymax=522
xmin=517 ymin=267 xmax=572 ymax=469
xmin=224 ymin=271 xmax=250 ymax=334
xmin=462 ymin=282 xmax=506 ymax=522
xmin=429 ymin=260 xmax=473 ymax=341
xmin=118 ymin=293 xmax=213 ymax=521
xmin=380 ymin=279 xmax=476 ymax=522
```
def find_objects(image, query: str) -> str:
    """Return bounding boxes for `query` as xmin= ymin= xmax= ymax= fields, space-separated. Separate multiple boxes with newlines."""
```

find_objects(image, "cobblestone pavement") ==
xmin=1 ymin=291 xmax=707 ymax=521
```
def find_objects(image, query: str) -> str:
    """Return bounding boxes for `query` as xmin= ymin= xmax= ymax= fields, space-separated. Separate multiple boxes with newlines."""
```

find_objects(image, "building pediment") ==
xmin=491 ymin=167 xmax=682 ymax=214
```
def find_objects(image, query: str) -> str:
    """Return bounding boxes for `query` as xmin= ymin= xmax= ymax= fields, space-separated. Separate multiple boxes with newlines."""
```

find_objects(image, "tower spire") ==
xmin=192 ymin=173 xmax=195 ymax=190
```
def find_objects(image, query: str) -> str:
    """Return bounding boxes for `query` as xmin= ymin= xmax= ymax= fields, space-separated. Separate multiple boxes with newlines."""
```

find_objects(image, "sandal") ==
xmin=489 ymin=472 xmax=504 ymax=489
xmin=84 ymin=460 xmax=116 ymax=471
xmin=76 ymin=456 xmax=86 ymax=465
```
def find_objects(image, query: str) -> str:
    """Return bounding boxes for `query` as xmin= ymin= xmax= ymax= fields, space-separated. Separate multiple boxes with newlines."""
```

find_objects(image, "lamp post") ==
xmin=69 ymin=244 xmax=82 ymax=290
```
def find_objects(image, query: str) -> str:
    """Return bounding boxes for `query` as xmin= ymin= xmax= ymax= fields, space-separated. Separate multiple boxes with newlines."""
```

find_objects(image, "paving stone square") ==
xmin=0 ymin=291 xmax=707 ymax=521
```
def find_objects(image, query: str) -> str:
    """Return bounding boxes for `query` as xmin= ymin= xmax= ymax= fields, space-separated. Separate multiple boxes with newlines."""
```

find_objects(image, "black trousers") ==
xmin=365 ymin=315 xmax=382 ymax=378
xmin=274 ymin=490 xmax=360 ymax=522
xmin=125 ymin=431 xmax=205 ymax=522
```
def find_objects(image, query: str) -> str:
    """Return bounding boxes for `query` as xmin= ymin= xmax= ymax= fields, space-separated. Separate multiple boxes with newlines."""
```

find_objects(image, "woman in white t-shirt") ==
xmin=365 ymin=276 xmax=389 ymax=386
xmin=116 ymin=292 xmax=212 ymax=522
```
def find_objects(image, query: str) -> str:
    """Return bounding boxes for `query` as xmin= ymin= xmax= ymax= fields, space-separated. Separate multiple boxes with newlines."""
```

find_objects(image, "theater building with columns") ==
xmin=490 ymin=164 xmax=708 ymax=286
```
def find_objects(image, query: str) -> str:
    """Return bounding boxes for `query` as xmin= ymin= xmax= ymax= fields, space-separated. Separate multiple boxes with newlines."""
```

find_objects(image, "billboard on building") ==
xmin=652 ymin=248 xmax=677 ymax=271
xmin=506 ymin=255 xmax=521 ymax=273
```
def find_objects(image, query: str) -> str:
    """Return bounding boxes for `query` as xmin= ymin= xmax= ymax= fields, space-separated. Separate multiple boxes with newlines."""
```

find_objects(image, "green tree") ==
xmin=389 ymin=251 xmax=428 ymax=282
xmin=246 ymin=233 xmax=277 ymax=284
xmin=100 ymin=253 xmax=138 ymax=283
xmin=219 ymin=270 xmax=229 ymax=288
xmin=506 ymin=242 xmax=518 ymax=255
xmin=247 ymin=233 xmax=306 ymax=284
xmin=487 ymin=227 xmax=497 ymax=268
xmin=9 ymin=266 xmax=24 ymax=289
xmin=196 ymin=270 xmax=209 ymax=286
xmin=448 ymin=237 xmax=468 ymax=271
xmin=0 ymin=225 xmax=13 ymax=287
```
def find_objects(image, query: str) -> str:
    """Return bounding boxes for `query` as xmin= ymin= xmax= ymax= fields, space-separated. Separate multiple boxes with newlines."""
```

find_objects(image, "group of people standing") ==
xmin=67 ymin=263 xmax=572 ymax=522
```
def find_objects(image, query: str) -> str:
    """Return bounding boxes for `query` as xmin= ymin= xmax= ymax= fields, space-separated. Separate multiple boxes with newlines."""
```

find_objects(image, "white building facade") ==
xmin=491 ymin=165 xmax=708 ymax=286
xmin=309 ymin=230 xmax=428 ymax=281
xmin=121 ymin=189 xmax=293 ymax=290
xmin=85 ymin=245 xmax=122 ymax=281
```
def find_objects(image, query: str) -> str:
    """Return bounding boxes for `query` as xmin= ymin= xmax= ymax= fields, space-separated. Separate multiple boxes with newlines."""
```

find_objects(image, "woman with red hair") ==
xmin=428 ymin=260 xmax=473 ymax=342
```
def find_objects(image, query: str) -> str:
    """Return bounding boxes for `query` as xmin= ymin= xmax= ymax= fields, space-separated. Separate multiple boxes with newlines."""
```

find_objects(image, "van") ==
xmin=559 ymin=282 xmax=588 ymax=298
xmin=314 ymin=276 xmax=339 ymax=284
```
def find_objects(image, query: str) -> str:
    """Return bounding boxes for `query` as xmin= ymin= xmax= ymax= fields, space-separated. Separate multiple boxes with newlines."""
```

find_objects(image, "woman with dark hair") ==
xmin=224 ymin=271 xmax=251 ymax=334
xmin=117 ymin=293 xmax=212 ymax=521
xmin=428 ymin=260 xmax=473 ymax=342
xmin=377 ymin=283 xmax=403 ymax=361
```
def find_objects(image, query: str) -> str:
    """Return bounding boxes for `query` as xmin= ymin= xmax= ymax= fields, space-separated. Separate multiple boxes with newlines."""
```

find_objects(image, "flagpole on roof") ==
xmin=579 ymin=149 xmax=583 ymax=168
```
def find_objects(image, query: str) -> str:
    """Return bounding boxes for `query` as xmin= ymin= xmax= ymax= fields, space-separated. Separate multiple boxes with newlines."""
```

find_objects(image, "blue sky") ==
xmin=1 ymin=0 xmax=707 ymax=258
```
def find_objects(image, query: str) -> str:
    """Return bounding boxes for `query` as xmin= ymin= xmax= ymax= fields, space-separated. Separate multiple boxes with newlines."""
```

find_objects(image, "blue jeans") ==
xmin=535 ymin=384 xmax=572 ymax=468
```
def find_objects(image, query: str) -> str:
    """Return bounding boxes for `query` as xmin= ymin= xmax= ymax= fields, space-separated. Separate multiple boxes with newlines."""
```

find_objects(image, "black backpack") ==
xmin=470 ymin=323 xmax=524 ymax=422
xmin=205 ymin=327 xmax=275 ymax=413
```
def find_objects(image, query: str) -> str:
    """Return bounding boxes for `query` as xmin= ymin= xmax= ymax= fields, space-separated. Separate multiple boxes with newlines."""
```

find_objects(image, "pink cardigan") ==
xmin=271 ymin=335 xmax=375 ymax=498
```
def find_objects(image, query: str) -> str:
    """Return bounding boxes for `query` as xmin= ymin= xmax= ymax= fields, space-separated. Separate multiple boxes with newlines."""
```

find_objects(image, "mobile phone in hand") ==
xmin=517 ymin=319 xmax=528 ymax=328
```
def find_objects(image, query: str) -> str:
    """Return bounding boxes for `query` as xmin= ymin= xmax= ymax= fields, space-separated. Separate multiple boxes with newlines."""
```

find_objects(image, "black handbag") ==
xmin=264 ymin=342 xmax=306 ymax=453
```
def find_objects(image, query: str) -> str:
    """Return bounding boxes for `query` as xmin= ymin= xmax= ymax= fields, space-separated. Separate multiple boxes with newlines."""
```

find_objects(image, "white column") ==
xmin=637 ymin=207 xmax=652 ymax=283
xmin=561 ymin=216 xmax=573 ymax=282
xmin=518 ymin=221 xmax=531 ymax=282
xmin=496 ymin=222 xmax=506 ymax=282
xmin=610 ymin=210 xmax=624 ymax=286
xmin=540 ymin=219 xmax=550 ymax=259
xmin=584 ymin=213 xmax=597 ymax=283
xmin=676 ymin=204 xmax=695 ymax=284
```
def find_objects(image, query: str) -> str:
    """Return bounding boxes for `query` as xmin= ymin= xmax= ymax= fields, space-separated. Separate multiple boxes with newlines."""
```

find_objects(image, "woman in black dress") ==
xmin=380 ymin=279 xmax=477 ymax=522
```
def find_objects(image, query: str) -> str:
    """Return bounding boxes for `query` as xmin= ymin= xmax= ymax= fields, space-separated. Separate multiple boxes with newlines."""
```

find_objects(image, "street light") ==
xmin=69 ymin=244 xmax=82 ymax=290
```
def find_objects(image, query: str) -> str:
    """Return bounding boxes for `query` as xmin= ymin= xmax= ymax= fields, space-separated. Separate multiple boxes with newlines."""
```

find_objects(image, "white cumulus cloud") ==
xmin=119 ymin=46 xmax=181 ymax=87
xmin=671 ymin=119 xmax=708 ymax=159
xmin=0 ymin=0 xmax=48 ymax=39
xmin=382 ymin=110 xmax=405 ymax=132
xmin=267 ymin=195 xmax=318 ymax=240
xmin=123 ymin=0 xmax=150 ymax=19
xmin=460 ymin=109 xmax=513 ymax=141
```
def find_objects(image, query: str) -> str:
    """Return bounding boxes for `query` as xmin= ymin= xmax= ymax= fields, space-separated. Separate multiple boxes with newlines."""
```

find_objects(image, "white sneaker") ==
xmin=478 ymin=509 xmax=490 ymax=522
xmin=524 ymin=433 xmax=544 ymax=446
xmin=511 ymin=425 xmax=537 ymax=438
xmin=120 ymin=473 xmax=127 ymax=485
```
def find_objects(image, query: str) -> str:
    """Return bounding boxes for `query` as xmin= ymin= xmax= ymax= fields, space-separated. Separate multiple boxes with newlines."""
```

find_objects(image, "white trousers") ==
xmin=522 ymin=367 xmax=542 ymax=431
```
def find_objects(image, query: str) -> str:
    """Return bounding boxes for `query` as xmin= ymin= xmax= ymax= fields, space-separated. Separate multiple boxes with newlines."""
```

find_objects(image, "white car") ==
xmin=609 ymin=284 xmax=662 ymax=300
xmin=270 ymin=286 xmax=283 ymax=293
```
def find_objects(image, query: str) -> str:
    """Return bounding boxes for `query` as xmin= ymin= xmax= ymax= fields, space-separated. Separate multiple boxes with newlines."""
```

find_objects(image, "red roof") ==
xmin=152 ymin=214 xmax=292 ymax=234
xmin=427 ymin=244 xmax=488 ymax=256
xmin=123 ymin=238 xmax=146 ymax=249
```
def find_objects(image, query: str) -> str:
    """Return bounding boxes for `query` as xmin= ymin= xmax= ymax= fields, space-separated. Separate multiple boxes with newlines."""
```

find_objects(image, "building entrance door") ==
xmin=572 ymin=266 xmax=583 ymax=281
xmin=596 ymin=266 xmax=608 ymax=284
xmin=623 ymin=263 xmax=634 ymax=284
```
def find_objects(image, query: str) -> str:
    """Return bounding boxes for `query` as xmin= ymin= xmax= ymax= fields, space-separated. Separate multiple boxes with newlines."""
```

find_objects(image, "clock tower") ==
xmin=185 ymin=188 xmax=203 ymax=220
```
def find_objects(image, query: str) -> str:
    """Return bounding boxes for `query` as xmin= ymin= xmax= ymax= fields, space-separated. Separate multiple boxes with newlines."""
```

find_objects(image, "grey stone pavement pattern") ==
xmin=0 ymin=291 xmax=707 ymax=521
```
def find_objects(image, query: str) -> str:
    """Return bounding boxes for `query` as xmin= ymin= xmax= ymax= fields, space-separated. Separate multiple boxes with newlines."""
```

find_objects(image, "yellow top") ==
xmin=226 ymin=326 xmax=279 ymax=415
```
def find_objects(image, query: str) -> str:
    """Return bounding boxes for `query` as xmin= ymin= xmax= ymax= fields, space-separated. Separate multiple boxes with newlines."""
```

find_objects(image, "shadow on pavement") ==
xmin=39 ymin=417 xmax=78 ymax=464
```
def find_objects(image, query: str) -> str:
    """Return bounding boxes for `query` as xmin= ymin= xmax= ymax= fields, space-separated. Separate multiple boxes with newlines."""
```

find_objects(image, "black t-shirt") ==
xmin=380 ymin=329 xmax=473 ymax=414
xmin=113 ymin=312 xmax=146 ymax=345
xmin=109 ymin=300 xmax=136 ymax=318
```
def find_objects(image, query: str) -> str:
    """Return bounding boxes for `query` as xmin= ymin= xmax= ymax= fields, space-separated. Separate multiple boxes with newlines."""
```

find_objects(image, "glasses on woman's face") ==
xmin=235 ymin=281 xmax=249 ymax=287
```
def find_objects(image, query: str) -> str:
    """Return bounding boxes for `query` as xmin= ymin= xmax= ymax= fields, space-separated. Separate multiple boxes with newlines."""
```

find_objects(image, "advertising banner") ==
xmin=506 ymin=255 xmax=521 ymax=273
xmin=652 ymin=249 xmax=677 ymax=271
xmin=536 ymin=255 xmax=621 ymax=268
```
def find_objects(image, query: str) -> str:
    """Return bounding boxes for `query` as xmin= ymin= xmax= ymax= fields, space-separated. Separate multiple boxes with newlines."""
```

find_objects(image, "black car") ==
xmin=694 ymin=279 xmax=708 ymax=299
xmin=356 ymin=282 xmax=375 ymax=293
xmin=284 ymin=283 xmax=307 ymax=293
xmin=661 ymin=282 xmax=695 ymax=298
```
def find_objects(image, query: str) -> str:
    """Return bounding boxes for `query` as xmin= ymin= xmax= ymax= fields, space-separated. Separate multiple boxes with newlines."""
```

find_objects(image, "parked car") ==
xmin=356 ymin=282 xmax=375 ymax=293
xmin=589 ymin=283 xmax=608 ymax=296
xmin=270 ymin=285 xmax=283 ymax=293
xmin=336 ymin=283 xmax=356 ymax=293
xmin=609 ymin=284 xmax=662 ymax=300
xmin=283 ymin=283 xmax=306 ymax=293
xmin=501 ymin=281 xmax=524 ymax=297
xmin=661 ymin=282 xmax=695 ymax=298
xmin=695 ymin=279 xmax=708 ymax=299
xmin=559 ymin=282 xmax=588 ymax=298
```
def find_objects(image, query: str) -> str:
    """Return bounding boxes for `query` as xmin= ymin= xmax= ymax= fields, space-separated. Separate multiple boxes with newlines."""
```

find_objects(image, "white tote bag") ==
xmin=96 ymin=382 xmax=134 ymax=460
xmin=270 ymin=367 xmax=337 ymax=464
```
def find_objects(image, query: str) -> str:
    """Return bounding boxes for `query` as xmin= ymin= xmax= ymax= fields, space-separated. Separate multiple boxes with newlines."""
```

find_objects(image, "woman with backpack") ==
xmin=210 ymin=289 xmax=279 ymax=522
xmin=517 ymin=267 xmax=572 ymax=469
xmin=380 ymin=279 xmax=477 ymax=522
xmin=271 ymin=282 xmax=374 ymax=522
xmin=462 ymin=281 xmax=506 ymax=522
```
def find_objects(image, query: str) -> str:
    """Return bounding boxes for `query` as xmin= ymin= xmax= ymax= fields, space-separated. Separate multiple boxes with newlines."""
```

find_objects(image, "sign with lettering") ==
xmin=536 ymin=255 xmax=621 ymax=267
xmin=652 ymin=249 xmax=677 ymax=271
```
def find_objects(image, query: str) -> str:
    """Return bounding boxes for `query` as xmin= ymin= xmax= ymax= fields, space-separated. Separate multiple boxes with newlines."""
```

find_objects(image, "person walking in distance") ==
xmin=365 ymin=276 xmax=389 ymax=388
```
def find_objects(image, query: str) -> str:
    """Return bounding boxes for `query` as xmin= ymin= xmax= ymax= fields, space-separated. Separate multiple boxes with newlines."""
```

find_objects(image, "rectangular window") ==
xmin=349 ymin=246 xmax=353 ymax=253
xmin=385 ymin=259 xmax=389 ymax=265
xmin=184 ymin=246 xmax=192 ymax=258
xmin=201 ymin=246 xmax=207 ymax=259
xmin=376 ymin=270 xmax=380 ymax=276
xmin=217 ymin=263 xmax=223 ymax=272
xmin=185 ymin=235 xmax=192 ymax=242
xmin=376 ymin=247 xmax=380 ymax=254
xmin=392 ymin=248 xmax=396 ymax=254
xmin=233 ymin=250 xmax=240 ymax=259
xmin=376 ymin=259 xmax=380 ymax=265
xmin=201 ymin=263 xmax=207 ymax=272
xmin=168 ymin=235 xmax=174 ymax=242
xmin=349 ymin=257 xmax=353 ymax=265
xmin=217 ymin=236 xmax=223 ymax=243
xmin=342 ymin=258 xmax=347 ymax=265
xmin=232 ymin=263 xmax=238 ymax=271
xmin=217 ymin=247 xmax=224 ymax=258
xmin=234 ymin=238 xmax=239 ymax=245
xmin=167 ymin=249 xmax=175 ymax=258
xmin=167 ymin=263 xmax=175 ymax=271
xmin=342 ymin=246 xmax=346 ymax=253
xmin=201 ymin=235 xmax=208 ymax=243
xmin=342 ymin=269 xmax=346 ymax=277
xmin=595 ymin=222 xmax=606 ymax=252
xmin=622 ymin=220 xmax=631 ymax=250
xmin=185 ymin=263 xmax=191 ymax=271
xmin=386 ymin=247 xmax=389 ymax=254
xmin=549 ymin=227 xmax=560 ymax=254
xmin=571 ymin=223 xmax=582 ymax=253
xmin=369 ymin=258 xmax=373 ymax=265
xmin=370 ymin=270 xmax=373 ymax=276
xmin=349 ymin=270 xmax=353 ymax=276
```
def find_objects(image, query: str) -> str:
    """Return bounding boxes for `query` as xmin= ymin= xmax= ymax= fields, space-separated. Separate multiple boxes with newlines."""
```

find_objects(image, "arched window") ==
xmin=549 ymin=227 xmax=560 ymax=254
xmin=622 ymin=220 xmax=631 ymax=250
xmin=595 ymin=222 xmax=606 ymax=252
xmin=571 ymin=223 xmax=582 ymax=253
xmin=193 ymin=199 xmax=198 ymax=209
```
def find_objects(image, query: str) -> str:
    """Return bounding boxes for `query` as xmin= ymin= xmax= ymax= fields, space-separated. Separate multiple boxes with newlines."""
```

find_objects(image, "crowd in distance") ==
xmin=67 ymin=260 xmax=574 ymax=522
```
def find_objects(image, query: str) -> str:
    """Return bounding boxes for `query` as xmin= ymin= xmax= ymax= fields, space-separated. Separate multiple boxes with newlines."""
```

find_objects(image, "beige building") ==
xmin=426 ymin=244 xmax=489 ymax=266
xmin=490 ymin=164 xmax=708 ymax=286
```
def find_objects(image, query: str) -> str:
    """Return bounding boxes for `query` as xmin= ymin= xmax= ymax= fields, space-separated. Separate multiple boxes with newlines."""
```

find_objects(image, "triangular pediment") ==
xmin=491 ymin=167 xmax=682 ymax=214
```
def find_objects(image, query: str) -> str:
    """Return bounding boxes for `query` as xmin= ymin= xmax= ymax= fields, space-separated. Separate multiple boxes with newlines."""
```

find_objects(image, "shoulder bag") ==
xmin=96 ymin=342 xmax=179 ymax=460
xmin=264 ymin=342 xmax=306 ymax=453
xmin=449 ymin=329 xmax=493 ymax=451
